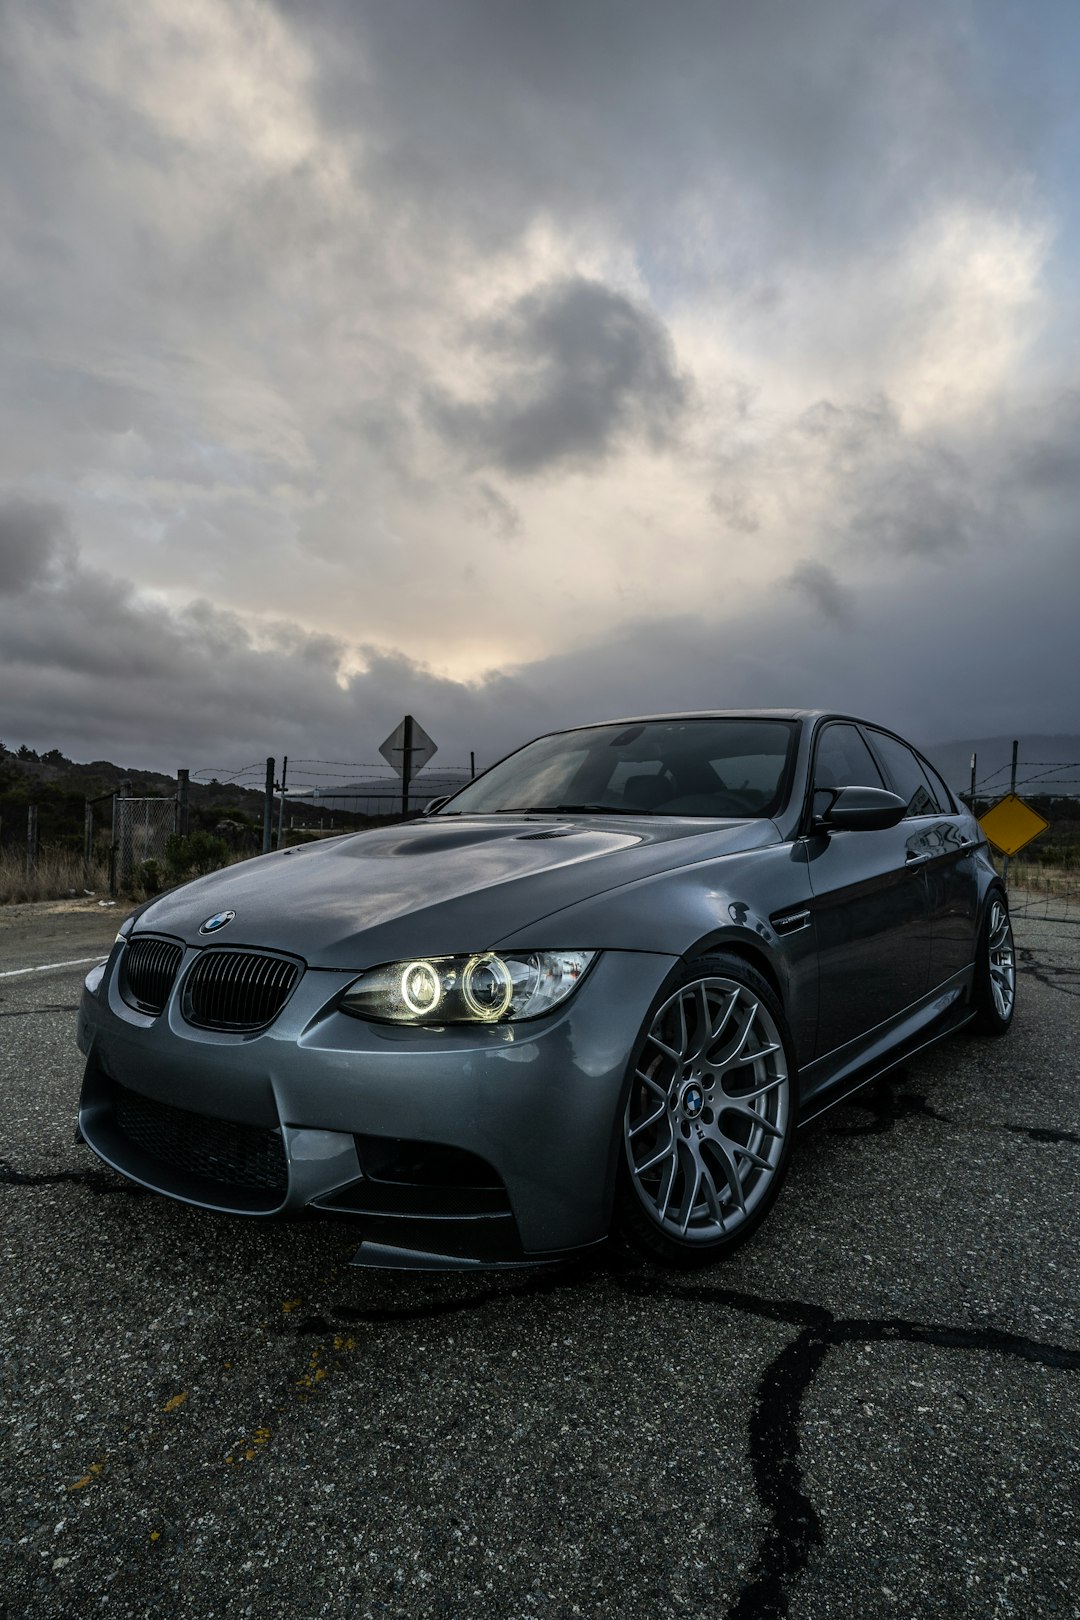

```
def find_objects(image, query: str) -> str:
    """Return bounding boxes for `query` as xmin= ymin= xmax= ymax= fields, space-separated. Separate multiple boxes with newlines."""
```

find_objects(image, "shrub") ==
xmin=164 ymin=830 xmax=230 ymax=883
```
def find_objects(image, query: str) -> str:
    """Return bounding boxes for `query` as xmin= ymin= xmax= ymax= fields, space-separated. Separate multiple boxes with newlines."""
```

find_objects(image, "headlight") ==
xmin=340 ymin=950 xmax=596 ymax=1025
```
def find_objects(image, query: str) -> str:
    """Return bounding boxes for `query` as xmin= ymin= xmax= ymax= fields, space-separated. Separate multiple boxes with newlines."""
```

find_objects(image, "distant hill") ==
xmin=297 ymin=768 xmax=475 ymax=814
xmin=924 ymin=735 xmax=1080 ymax=800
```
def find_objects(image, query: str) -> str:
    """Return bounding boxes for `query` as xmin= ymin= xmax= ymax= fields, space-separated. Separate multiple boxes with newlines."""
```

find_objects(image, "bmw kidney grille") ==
xmin=120 ymin=936 xmax=184 ymax=1016
xmin=182 ymin=950 xmax=301 ymax=1032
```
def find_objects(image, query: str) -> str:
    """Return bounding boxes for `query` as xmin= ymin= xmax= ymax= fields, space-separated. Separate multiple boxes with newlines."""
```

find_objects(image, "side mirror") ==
xmin=814 ymin=785 xmax=906 ymax=833
xmin=422 ymin=795 xmax=450 ymax=816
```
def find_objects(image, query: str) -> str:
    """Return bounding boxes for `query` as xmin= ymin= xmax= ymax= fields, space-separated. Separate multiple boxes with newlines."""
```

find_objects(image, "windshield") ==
xmin=441 ymin=718 xmax=797 ymax=819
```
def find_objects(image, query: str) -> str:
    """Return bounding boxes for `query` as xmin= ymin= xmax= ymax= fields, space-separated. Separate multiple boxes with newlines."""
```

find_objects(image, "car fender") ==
xmin=493 ymin=840 xmax=818 ymax=1063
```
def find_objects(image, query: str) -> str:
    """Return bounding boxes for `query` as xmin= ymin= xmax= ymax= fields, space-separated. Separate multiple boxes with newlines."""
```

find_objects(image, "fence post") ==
xmin=177 ymin=768 xmax=190 ymax=837
xmin=262 ymin=758 xmax=275 ymax=854
xmin=84 ymin=800 xmax=94 ymax=889
xmin=117 ymin=779 xmax=133 ymax=891
xmin=276 ymin=756 xmax=288 ymax=851
xmin=26 ymin=804 xmax=39 ymax=879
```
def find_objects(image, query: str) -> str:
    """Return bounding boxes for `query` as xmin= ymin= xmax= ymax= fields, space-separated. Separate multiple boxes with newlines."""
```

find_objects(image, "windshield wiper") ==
xmin=533 ymin=803 xmax=653 ymax=816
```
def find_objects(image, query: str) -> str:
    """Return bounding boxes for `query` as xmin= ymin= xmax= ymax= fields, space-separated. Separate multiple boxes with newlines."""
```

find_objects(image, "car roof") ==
xmin=555 ymin=709 xmax=863 ymax=732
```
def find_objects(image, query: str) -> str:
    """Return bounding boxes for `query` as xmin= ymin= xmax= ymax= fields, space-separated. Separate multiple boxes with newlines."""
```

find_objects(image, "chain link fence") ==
xmin=111 ymin=795 xmax=179 ymax=893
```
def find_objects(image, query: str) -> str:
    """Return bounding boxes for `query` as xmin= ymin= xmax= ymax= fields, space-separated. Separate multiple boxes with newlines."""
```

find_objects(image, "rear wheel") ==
xmin=973 ymin=892 xmax=1016 ymax=1035
xmin=616 ymin=953 xmax=796 ymax=1267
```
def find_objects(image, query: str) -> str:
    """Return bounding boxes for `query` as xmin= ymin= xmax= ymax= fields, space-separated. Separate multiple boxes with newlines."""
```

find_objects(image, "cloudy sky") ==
xmin=2 ymin=0 xmax=1078 ymax=779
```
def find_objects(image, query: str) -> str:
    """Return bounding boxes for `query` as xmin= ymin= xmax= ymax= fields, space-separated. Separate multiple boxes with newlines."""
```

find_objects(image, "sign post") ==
xmin=379 ymin=716 xmax=438 ymax=816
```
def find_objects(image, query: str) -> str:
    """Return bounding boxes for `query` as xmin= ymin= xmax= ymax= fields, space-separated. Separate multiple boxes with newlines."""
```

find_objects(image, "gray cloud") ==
xmin=0 ymin=1 xmax=1075 ymax=766
xmin=429 ymin=277 xmax=688 ymax=475
xmin=2 ymin=494 xmax=1077 ymax=775
xmin=286 ymin=0 xmax=1037 ymax=267
xmin=785 ymin=560 xmax=855 ymax=624
xmin=0 ymin=497 xmax=73 ymax=594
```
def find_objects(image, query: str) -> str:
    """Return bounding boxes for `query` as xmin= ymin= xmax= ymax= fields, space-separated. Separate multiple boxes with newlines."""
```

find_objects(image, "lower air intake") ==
xmin=182 ymin=950 xmax=301 ymax=1032
xmin=113 ymin=1083 xmax=288 ymax=1193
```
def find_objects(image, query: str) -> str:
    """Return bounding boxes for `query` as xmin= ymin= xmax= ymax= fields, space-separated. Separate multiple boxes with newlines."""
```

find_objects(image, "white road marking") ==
xmin=0 ymin=955 xmax=107 ymax=980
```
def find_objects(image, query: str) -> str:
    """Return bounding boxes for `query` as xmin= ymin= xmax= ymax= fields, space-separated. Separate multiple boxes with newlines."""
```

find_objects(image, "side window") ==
xmin=812 ymin=725 xmax=885 ymax=806
xmin=867 ymin=730 xmax=940 ymax=817
xmin=919 ymin=756 xmax=956 ymax=814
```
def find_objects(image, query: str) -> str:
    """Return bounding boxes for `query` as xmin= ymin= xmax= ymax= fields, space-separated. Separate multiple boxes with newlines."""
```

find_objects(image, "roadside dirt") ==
xmin=0 ymin=897 xmax=125 ymax=974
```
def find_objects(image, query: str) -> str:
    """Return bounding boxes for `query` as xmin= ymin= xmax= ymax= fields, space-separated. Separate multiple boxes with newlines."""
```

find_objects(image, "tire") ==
xmin=615 ymin=952 xmax=797 ymax=1267
xmin=972 ymin=890 xmax=1016 ymax=1036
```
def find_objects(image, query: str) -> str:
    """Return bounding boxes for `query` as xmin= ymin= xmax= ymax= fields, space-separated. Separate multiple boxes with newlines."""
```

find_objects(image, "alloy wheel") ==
xmin=624 ymin=975 xmax=790 ymax=1243
xmin=987 ymin=898 xmax=1016 ymax=1022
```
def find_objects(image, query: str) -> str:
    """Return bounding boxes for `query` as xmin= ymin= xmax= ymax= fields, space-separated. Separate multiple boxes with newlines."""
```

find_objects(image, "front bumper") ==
xmin=76 ymin=940 xmax=677 ymax=1266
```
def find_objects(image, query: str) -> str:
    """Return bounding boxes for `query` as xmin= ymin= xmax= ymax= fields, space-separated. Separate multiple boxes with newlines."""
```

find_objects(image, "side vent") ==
xmin=770 ymin=908 xmax=812 ymax=938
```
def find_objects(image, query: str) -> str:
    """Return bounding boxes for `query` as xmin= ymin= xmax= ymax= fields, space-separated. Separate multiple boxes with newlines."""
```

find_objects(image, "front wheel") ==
xmin=615 ymin=953 xmax=797 ymax=1267
xmin=972 ymin=892 xmax=1016 ymax=1035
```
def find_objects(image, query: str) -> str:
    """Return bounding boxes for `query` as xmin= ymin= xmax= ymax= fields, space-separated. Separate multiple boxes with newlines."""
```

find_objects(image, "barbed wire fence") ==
xmin=963 ymin=754 xmax=1080 ymax=922
xmin=188 ymin=752 xmax=485 ymax=853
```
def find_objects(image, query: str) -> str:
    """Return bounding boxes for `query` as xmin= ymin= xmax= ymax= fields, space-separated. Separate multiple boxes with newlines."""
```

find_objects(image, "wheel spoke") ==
xmin=707 ymin=1136 xmax=747 ymax=1215
xmin=679 ymin=1153 xmax=702 ymax=1236
xmin=731 ymin=1142 xmax=772 ymax=1172
xmin=634 ymin=1068 xmax=670 ymax=1100
xmin=656 ymin=1150 xmax=679 ymax=1221
xmin=647 ymin=1030 xmax=683 ymax=1064
xmin=708 ymin=999 xmax=759 ymax=1072
xmin=720 ymin=1101 xmax=784 ymax=1137
xmin=628 ymin=1101 xmax=667 ymax=1139
xmin=636 ymin=1132 xmax=676 ymax=1174
xmin=718 ymin=1067 xmax=786 ymax=1102
xmin=699 ymin=1161 xmax=725 ymax=1225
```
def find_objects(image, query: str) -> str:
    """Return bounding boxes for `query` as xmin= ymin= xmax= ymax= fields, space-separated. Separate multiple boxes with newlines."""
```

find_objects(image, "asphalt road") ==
xmin=1 ymin=897 xmax=1077 ymax=1620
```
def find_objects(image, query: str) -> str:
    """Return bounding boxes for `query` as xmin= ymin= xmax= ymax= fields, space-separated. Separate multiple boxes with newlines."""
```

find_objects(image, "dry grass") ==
xmin=1002 ymin=857 xmax=1079 ymax=901
xmin=0 ymin=847 xmax=111 ymax=905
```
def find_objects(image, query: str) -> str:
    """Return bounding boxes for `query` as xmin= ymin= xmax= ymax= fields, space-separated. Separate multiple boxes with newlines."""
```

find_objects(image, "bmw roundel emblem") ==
xmin=199 ymin=910 xmax=236 ymax=935
xmin=682 ymin=1083 xmax=704 ymax=1119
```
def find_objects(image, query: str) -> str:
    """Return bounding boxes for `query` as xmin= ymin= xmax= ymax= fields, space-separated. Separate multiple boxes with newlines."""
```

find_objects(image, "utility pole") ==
xmin=470 ymin=751 xmax=476 ymax=780
xmin=276 ymin=756 xmax=288 ymax=850
xmin=262 ymin=758 xmax=275 ymax=854
xmin=1003 ymin=739 xmax=1019 ymax=889
xmin=969 ymin=752 xmax=976 ymax=814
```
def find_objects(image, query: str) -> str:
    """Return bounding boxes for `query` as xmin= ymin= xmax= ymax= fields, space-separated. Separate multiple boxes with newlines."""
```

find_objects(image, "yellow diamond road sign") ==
xmin=978 ymin=792 xmax=1050 ymax=858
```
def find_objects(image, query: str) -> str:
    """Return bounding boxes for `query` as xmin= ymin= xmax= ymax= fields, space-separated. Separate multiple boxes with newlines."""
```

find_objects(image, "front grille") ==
xmin=182 ymin=950 xmax=300 ymax=1032
xmin=121 ymin=936 xmax=184 ymax=1015
xmin=113 ymin=1082 xmax=287 ymax=1193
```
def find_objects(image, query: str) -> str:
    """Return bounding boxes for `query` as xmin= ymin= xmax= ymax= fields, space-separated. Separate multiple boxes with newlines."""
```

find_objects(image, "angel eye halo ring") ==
xmin=400 ymin=960 xmax=444 ymax=1016
xmin=461 ymin=953 xmax=514 ymax=1020
xmin=340 ymin=949 xmax=596 ymax=1025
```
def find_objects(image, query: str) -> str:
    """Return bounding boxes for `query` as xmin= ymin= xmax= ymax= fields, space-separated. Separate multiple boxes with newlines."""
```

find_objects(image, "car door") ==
xmin=864 ymin=729 xmax=980 ymax=989
xmin=803 ymin=722 xmax=933 ymax=1060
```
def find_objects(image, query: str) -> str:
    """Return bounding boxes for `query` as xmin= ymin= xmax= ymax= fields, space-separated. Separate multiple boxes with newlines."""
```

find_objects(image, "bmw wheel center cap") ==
xmin=199 ymin=910 xmax=236 ymax=935
xmin=681 ymin=1081 xmax=704 ymax=1119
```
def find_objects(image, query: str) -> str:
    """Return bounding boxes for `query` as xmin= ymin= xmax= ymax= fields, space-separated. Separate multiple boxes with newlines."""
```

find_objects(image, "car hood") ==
xmin=134 ymin=814 xmax=780 ymax=967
